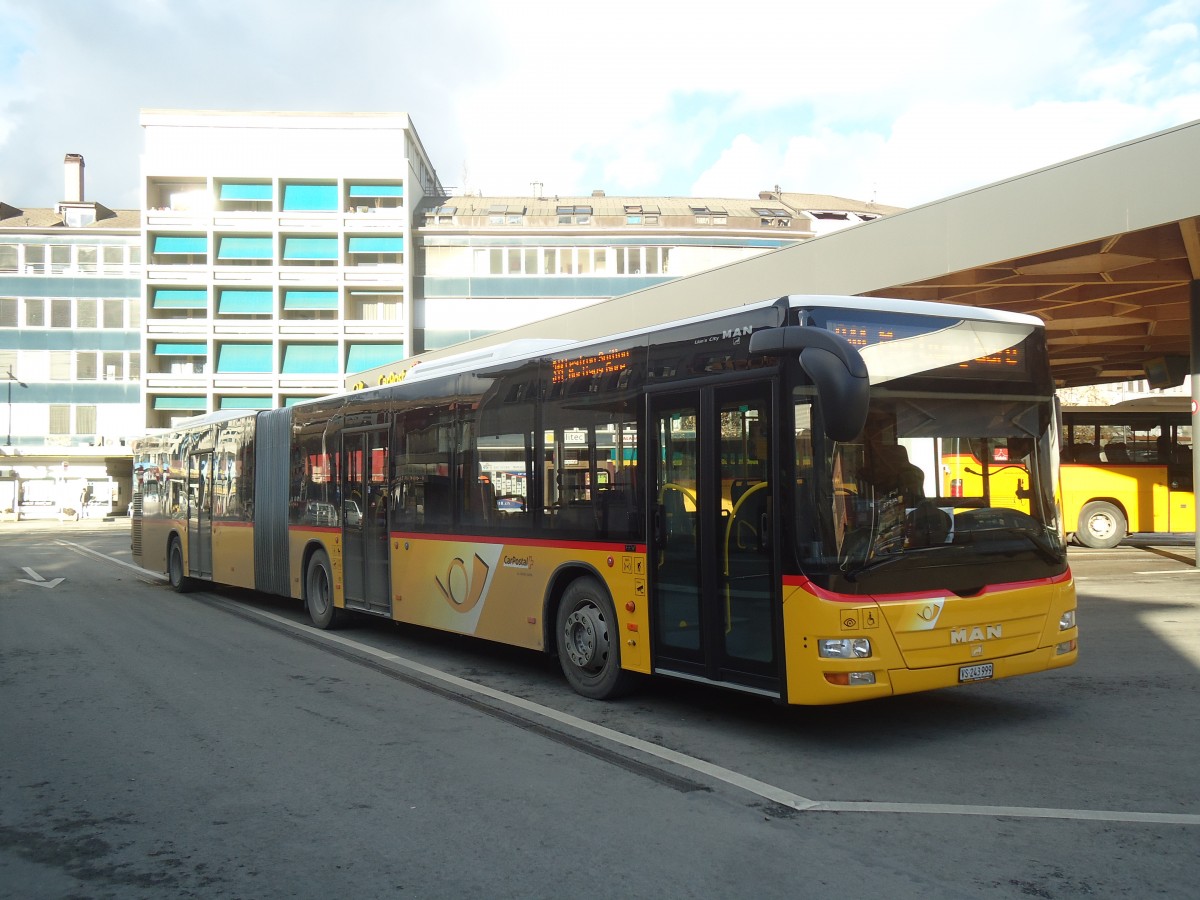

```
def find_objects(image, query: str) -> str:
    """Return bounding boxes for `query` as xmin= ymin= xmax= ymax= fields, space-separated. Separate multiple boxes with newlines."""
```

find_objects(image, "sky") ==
xmin=1 ymin=0 xmax=1198 ymax=212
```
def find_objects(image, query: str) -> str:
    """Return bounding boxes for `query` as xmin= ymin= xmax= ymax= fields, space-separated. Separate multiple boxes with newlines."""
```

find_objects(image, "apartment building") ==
xmin=413 ymin=189 xmax=893 ymax=352
xmin=0 ymin=154 xmax=141 ymax=518
xmin=140 ymin=110 xmax=442 ymax=429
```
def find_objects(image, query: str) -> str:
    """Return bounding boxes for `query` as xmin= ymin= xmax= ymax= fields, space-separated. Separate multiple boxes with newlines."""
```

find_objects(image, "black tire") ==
xmin=555 ymin=577 xmax=637 ymax=700
xmin=1077 ymin=500 xmax=1126 ymax=549
xmin=305 ymin=548 xmax=345 ymax=629
xmin=167 ymin=536 xmax=195 ymax=593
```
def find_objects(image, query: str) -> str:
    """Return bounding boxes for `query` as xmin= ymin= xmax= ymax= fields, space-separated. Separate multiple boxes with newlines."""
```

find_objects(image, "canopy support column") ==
xmin=1191 ymin=280 xmax=1199 ymax=567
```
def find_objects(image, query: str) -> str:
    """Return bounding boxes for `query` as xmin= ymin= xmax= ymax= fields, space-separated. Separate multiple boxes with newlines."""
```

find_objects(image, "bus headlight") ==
xmin=1059 ymin=610 xmax=1076 ymax=631
xmin=818 ymin=638 xmax=872 ymax=659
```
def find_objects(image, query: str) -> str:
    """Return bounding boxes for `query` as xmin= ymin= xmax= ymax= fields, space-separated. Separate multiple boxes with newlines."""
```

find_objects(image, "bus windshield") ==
xmin=795 ymin=392 xmax=1067 ymax=593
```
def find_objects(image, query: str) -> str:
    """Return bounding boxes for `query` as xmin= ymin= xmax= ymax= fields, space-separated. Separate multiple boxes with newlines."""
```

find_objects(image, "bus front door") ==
xmin=186 ymin=451 xmax=213 ymax=580
xmin=342 ymin=428 xmax=392 ymax=616
xmin=649 ymin=381 xmax=779 ymax=696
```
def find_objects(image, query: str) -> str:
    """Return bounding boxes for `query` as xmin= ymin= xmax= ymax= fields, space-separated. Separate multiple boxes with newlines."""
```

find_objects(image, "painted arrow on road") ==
xmin=18 ymin=567 xmax=64 ymax=589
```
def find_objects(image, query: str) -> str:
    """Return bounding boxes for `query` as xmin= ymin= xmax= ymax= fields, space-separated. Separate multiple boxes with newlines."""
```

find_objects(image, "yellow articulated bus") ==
xmin=132 ymin=295 xmax=1077 ymax=705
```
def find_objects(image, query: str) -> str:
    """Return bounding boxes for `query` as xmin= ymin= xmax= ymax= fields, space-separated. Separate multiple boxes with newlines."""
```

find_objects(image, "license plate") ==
xmin=959 ymin=662 xmax=994 ymax=683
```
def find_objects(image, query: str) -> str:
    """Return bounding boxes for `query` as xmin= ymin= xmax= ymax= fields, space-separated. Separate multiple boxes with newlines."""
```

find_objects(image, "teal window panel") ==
xmin=154 ymin=396 xmax=208 ymax=410
xmin=219 ymin=396 xmax=272 ymax=410
xmin=217 ymin=343 xmax=273 ymax=373
xmin=219 ymin=183 xmax=273 ymax=201
xmin=283 ymin=237 xmax=339 ymax=260
xmin=348 ymin=236 xmax=403 ymax=253
xmin=153 ymin=235 xmax=207 ymax=254
xmin=283 ymin=396 xmax=314 ymax=407
xmin=282 ymin=183 xmax=338 ymax=211
xmin=218 ymin=236 xmax=273 ymax=260
xmin=154 ymin=342 xmax=207 ymax=356
xmin=346 ymin=343 xmax=405 ymax=373
xmin=283 ymin=290 xmax=339 ymax=310
xmin=282 ymin=344 xmax=339 ymax=374
xmin=152 ymin=289 xmax=207 ymax=309
xmin=218 ymin=290 xmax=273 ymax=314
xmin=349 ymin=184 xmax=404 ymax=197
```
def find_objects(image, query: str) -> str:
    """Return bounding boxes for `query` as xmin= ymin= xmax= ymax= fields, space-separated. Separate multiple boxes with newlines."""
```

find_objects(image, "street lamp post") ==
xmin=5 ymin=364 xmax=28 ymax=446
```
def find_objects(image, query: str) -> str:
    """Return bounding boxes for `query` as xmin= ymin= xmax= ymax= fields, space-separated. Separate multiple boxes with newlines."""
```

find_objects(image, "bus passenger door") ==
xmin=648 ymin=381 xmax=779 ymax=696
xmin=186 ymin=451 xmax=213 ymax=580
xmin=342 ymin=428 xmax=392 ymax=616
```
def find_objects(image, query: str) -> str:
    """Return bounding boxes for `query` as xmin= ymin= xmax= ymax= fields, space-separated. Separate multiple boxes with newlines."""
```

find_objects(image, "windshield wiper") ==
xmin=843 ymin=550 xmax=914 ymax=582
xmin=961 ymin=526 xmax=1064 ymax=564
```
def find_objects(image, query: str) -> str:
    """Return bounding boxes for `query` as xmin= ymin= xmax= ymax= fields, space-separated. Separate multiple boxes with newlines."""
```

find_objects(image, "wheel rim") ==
xmin=169 ymin=544 xmax=183 ymax=584
xmin=308 ymin=564 xmax=331 ymax=617
xmin=1087 ymin=511 xmax=1117 ymax=540
xmin=563 ymin=602 xmax=610 ymax=673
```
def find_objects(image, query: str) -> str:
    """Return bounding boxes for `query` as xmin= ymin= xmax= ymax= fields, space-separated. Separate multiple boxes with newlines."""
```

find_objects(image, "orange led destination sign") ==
xmin=551 ymin=348 xmax=631 ymax=384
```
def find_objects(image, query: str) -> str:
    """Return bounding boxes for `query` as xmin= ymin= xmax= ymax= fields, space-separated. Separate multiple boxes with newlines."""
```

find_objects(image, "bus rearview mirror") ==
xmin=748 ymin=326 xmax=870 ymax=443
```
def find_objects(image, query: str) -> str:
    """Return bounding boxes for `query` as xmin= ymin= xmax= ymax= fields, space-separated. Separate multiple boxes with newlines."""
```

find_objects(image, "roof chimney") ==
xmin=63 ymin=154 xmax=85 ymax=203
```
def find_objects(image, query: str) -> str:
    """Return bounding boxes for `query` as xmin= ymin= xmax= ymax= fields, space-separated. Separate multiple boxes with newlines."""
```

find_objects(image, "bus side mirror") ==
xmin=749 ymin=326 xmax=870 ymax=442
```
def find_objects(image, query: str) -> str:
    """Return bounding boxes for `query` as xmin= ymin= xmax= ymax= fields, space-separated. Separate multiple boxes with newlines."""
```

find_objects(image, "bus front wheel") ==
xmin=305 ymin=549 xmax=345 ymax=629
xmin=168 ymin=536 xmax=194 ymax=593
xmin=1077 ymin=501 xmax=1126 ymax=549
xmin=556 ymin=577 xmax=636 ymax=700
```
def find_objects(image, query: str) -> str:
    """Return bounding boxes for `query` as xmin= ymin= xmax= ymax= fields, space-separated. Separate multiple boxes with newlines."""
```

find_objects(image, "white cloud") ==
xmin=0 ymin=0 xmax=1198 ymax=209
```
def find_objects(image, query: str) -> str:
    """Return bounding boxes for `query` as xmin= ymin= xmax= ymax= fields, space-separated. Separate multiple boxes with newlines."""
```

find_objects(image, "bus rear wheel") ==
xmin=168 ymin=536 xmax=194 ymax=593
xmin=305 ymin=549 xmax=345 ymax=629
xmin=556 ymin=577 xmax=636 ymax=700
xmin=1077 ymin=501 xmax=1126 ymax=549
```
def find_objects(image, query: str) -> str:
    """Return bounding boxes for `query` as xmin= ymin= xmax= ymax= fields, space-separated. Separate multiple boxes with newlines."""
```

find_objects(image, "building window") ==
xmin=346 ymin=237 xmax=403 ymax=267
xmin=424 ymin=205 xmax=457 ymax=225
xmin=0 ymin=245 xmax=16 ymax=273
xmin=51 ymin=245 xmax=70 ymax=274
xmin=282 ymin=182 xmax=338 ymax=212
xmin=0 ymin=297 xmax=17 ymax=327
xmin=102 ymin=246 xmax=125 ymax=273
xmin=754 ymin=207 xmax=791 ymax=227
xmin=50 ymin=351 xmax=71 ymax=380
xmin=281 ymin=344 xmax=339 ymax=374
xmin=150 ymin=234 xmax=208 ymax=265
xmin=217 ymin=235 xmax=274 ymax=266
xmin=25 ymin=299 xmax=45 ymax=327
xmin=217 ymin=182 xmax=274 ymax=212
xmin=78 ymin=246 xmax=97 ymax=273
xmin=282 ymin=236 xmax=338 ymax=266
xmin=51 ymin=298 xmax=72 ymax=328
xmin=216 ymin=343 xmax=273 ymax=374
xmin=76 ymin=352 xmax=97 ymax=381
xmin=103 ymin=299 xmax=124 ymax=328
xmin=76 ymin=405 xmax=96 ymax=435
xmin=347 ymin=290 xmax=403 ymax=321
xmin=347 ymin=183 xmax=404 ymax=212
xmin=556 ymin=205 xmax=592 ymax=225
xmin=50 ymin=405 xmax=70 ymax=435
xmin=103 ymin=352 xmax=124 ymax=381
xmin=77 ymin=299 xmax=98 ymax=329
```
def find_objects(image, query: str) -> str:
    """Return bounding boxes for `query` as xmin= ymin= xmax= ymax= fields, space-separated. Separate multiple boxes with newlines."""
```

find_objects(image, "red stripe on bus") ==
xmin=390 ymin=531 xmax=645 ymax=554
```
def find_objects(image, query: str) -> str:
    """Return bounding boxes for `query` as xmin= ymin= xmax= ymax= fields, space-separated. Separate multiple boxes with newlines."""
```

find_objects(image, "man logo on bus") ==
xmin=950 ymin=624 xmax=1003 ymax=644
xmin=435 ymin=553 xmax=491 ymax=613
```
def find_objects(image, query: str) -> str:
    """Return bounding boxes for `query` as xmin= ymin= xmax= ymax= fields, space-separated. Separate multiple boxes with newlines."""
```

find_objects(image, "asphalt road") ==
xmin=1 ymin=520 xmax=1197 ymax=899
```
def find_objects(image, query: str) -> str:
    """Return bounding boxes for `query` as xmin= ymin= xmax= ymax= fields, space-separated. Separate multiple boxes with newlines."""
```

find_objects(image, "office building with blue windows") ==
xmin=0 ymin=154 xmax=141 ymax=518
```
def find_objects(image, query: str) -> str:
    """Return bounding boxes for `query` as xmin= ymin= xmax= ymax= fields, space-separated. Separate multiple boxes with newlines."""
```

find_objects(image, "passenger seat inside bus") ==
xmin=1103 ymin=442 xmax=1131 ymax=463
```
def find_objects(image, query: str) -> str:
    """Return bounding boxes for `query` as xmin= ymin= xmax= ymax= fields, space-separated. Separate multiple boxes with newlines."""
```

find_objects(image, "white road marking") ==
xmin=62 ymin=541 xmax=1200 ymax=827
xmin=57 ymin=540 xmax=168 ymax=581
